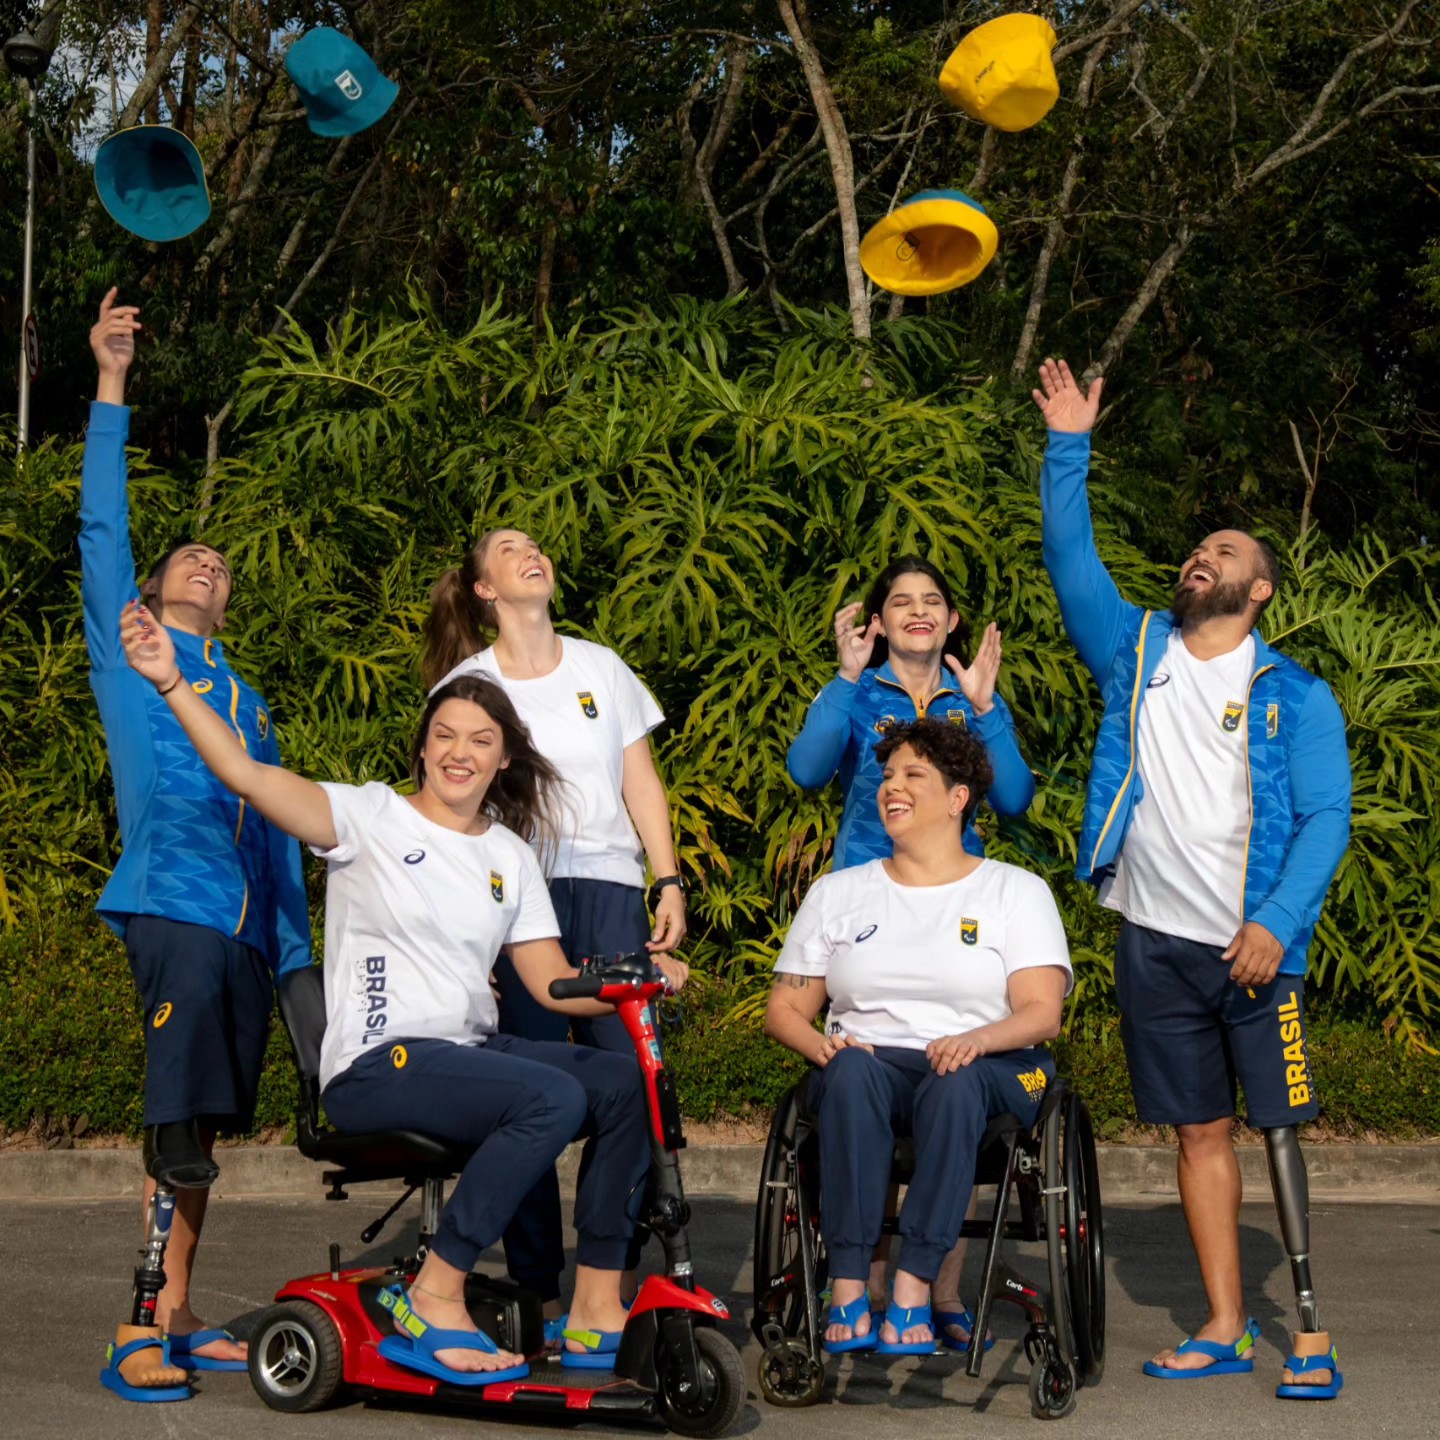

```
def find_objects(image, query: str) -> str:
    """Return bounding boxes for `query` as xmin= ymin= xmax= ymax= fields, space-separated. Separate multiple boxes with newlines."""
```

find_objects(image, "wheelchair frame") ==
xmin=751 ymin=1070 xmax=1105 ymax=1420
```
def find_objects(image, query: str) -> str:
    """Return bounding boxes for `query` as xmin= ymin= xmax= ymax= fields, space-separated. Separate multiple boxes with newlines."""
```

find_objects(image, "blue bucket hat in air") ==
xmin=286 ymin=28 xmax=399 ymax=137
xmin=93 ymin=126 xmax=211 ymax=242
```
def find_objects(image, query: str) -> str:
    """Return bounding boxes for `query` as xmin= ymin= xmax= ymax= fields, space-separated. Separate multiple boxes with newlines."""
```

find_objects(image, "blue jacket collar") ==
xmin=1144 ymin=611 xmax=1275 ymax=679
xmin=169 ymin=627 xmax=226 ymax=670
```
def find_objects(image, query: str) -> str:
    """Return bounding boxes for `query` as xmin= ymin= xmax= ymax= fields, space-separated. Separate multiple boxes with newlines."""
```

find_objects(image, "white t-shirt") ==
xmin=774 ymin=859 xmax=1073 ymax=1050
xmin=1101 ymin=631 xmax=1254 ymax=946
xmin=439 ymin=638 xmax=664 ymax=886
xmin=312 ymin=782 xmax=560 ymax=1090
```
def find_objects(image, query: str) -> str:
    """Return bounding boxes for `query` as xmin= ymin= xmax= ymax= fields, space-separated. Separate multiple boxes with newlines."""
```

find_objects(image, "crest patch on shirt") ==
xmin=946 ymin=711 xmax=968 ymax=729
xmin=1221 ymin=700 xmax=1245 ymax=733
xmin=873 ymin=714 xmax=896 ymax=736
xmin=490 ymin=870 xmax=504 ymax=903
xmin=578 ymin=691 xmax=599 ymax=719
xmin=256 ymin=707 xmax=270 ymax=740
xmin=1266 ymin=702 xmax=1280 ymax=739
xmin=960 ymin=917 xmax=978 ymax=946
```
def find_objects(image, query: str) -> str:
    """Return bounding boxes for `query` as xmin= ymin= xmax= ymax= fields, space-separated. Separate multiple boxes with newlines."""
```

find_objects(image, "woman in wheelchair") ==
xmin=119 ymin=601 xmax=686 ymax=1384
xmin=765 ymin=717 xmax=1072 ymax=1356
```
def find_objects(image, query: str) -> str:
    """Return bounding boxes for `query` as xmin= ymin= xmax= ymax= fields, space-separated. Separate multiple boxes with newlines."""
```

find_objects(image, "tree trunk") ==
xmin=177 ymin=25 xmax=201 ymax=136
xmin=777 ymin=0 xmax=870 ymax=339
xmin=145 ymin=0 xmax=164 ymax=125
xmin=119 ymin=4 xmax=203 ymax=130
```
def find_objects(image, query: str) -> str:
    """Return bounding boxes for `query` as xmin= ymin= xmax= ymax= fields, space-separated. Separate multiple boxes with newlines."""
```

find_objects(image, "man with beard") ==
xmin=1032 ymin=360 xmax=1350 ymax=1400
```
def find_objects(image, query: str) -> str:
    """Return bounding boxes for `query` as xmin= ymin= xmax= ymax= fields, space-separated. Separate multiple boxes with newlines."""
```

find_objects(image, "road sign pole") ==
xmin=17 ymin=78 xmax=36 ymax=455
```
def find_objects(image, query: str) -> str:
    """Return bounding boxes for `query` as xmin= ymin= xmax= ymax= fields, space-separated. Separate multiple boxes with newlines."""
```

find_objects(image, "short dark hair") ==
xmin=874 ymin=717 xmax=993 ymax=829
xmin=1251 ymin=535 xmax=1279 ymax=615
xmin=863 ymin=555 xmax=971 ymax=669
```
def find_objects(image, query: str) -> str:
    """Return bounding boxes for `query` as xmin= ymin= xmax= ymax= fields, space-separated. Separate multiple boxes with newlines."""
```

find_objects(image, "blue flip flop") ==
xmin=169 ymin=1326 xmax=247 ymax=1372
xmin=560 ymin=1326 xmax=624 ymax=1370
xmin=934 ymin=1308 xmax=996 ymax=1355
xmin=376 ymin=1286 xmax=529 ymax=1386
xmin=875 ymin=1301 xmax=938 ymax=1356
xmin=1276 ymin=1346 xmax=1343 ymax=1400
xmin=1143 ymin=1319 xmax=1260 ymax=1378
xmin=821 ymin=1294 xmax=877 ymax=1355
xmin=543 ymin=1314 xmax=569 ymax=1349
xmin=99 ymin=1334 xmax=192 ymax=1403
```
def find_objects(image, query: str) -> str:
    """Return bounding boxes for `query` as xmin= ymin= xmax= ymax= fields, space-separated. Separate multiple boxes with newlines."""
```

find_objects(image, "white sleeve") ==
xmin=506 ymin=841 xmax=562 ymax=945
xmin=1000 ymin=871 xmax=1074 ymax=995
xmin=309 ymin=781 xmax=375 ymax=864
xmin=774 ymin=879 xmax=834 ymax=978
xmin=608 ymin=649 xmax=665 ymax=747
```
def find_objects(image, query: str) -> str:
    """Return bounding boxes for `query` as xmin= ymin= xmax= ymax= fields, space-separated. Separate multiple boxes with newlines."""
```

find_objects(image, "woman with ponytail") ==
xmin=423 ymin=528 xmax=687 ymax=1339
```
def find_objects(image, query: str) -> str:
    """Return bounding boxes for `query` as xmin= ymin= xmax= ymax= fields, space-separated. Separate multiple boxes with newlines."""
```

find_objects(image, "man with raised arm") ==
xmin=83 ymin=289 xmax=312 ymax=1402
xmin=1032 ymin=359 xmax=1349 ymax=1401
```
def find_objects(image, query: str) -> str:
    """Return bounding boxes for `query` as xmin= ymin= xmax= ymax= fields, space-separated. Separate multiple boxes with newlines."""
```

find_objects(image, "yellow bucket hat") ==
xmin=940 ymin=13 xmax=1059 ymax=132
xmin=860 ymin=190 xmax=999 ymax=297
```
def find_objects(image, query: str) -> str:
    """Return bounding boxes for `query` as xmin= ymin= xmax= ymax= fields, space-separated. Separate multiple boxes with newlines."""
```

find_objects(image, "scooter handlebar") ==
xmin=548 ymin=974 xmax=605 ymax=1000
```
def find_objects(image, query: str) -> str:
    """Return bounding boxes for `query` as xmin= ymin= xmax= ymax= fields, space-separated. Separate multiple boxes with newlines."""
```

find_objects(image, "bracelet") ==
xmin=650 ymin=874 xmax=685 ymax=900
xmin=156 ymin=673 xmax=183 ymax=697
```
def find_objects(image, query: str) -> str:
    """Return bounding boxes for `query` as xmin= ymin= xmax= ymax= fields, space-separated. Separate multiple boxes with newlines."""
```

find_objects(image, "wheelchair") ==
xmin=751 ymin=1068 xmax=1105 ymax=1420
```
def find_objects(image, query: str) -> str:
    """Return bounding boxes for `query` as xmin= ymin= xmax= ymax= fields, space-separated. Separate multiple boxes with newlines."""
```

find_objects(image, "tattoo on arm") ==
xmin=777 ymin=974 xmax=813 ymax=989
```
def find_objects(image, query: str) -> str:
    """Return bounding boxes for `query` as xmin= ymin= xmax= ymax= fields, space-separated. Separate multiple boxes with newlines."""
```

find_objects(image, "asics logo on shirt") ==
xmin=578 ymin=691 xmax=599 ymax=719
xmin=490 ymin=869 xmax=505 ymax=902
xmin=855 ymin=924 xmax=878 ymax=943
xmin=403 ymin=849 xmax=425 ymax=865
xmin=960 ymin=918 xmax=979 ymax=946
xmin=1146 ymin=673 xmax=1171 ymax=689
xmin=1222 ymin=700 xmax=1245 ymax=732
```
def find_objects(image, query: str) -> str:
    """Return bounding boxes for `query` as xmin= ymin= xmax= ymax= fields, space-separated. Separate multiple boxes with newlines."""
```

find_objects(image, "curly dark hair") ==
xmin=874 ymin=717 xmax=993 ymax=829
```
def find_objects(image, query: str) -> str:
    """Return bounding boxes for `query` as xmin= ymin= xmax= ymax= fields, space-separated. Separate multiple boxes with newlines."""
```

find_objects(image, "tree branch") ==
xmin=118 ymin=4 xmax=204 ymax=129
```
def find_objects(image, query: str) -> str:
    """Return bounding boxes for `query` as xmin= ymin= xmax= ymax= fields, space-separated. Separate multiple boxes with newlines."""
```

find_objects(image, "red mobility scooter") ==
xmin=246 ymin=956 xmax=744 ymax=1436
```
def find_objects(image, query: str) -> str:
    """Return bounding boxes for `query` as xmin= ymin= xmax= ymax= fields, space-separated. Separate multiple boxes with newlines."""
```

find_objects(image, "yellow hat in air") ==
xmin=859 ymin=190 xmax=999 ymax=297
xmin=939 ymin=14 xmax=1059 ymax=133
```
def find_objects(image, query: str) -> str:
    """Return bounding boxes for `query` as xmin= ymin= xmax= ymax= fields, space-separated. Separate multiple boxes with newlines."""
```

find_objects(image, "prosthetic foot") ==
xmin=1264 ymin=1126 xmax=1343 ymax=1400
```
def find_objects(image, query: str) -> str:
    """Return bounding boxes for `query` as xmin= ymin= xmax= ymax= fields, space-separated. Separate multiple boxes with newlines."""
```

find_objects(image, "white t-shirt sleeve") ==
xmin=506 ymin=841 xmax=562 ymax=945
xmin=608 ymin=649 xmax=665 ymax=748
xmin=309 ymin=781 xmax=383 ymax=864
xmin=774 ymin=879 xmax=834 ymax=978
xmin=1001 ymin=871 xmax=1075 ymax=995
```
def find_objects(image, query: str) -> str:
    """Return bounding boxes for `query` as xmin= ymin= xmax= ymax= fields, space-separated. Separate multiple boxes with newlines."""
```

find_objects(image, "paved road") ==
xmin=9 ymin=1189 xmax=1436 ymax=1439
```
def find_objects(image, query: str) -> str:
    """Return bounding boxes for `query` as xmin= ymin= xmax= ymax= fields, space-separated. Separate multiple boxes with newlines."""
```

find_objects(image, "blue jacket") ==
xmin=80 ymin=402 xmax=311 ymax=974
xmin=787 ymin=661 xmax=1035 ymax=868
xmin=1040 ymin=430 xmax=1350 ymax=976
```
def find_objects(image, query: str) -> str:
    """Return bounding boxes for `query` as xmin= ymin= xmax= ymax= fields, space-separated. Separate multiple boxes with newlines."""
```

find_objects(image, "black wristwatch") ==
xmin=650 ymin=874 xmax=686 ymax=906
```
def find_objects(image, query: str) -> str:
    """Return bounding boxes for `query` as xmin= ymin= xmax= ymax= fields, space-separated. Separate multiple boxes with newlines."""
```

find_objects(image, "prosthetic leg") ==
xmin=1264 ymin=1127 xmax=1343 ymax=1400
xmin=99 ymin=1121 xmax=218 ymax=1403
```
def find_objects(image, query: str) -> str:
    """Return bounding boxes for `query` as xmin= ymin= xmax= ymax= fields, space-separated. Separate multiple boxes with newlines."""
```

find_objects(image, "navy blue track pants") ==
xmin=322 ymin=1034 xmax=648 ymax=1275
xmin=498 ymin=878 xmax=653 ymax=1299
xmin=810 ymin=1044 xmax=1053 ymax=1283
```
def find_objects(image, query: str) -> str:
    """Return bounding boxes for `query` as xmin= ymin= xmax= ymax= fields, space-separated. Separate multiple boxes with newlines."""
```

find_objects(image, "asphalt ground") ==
xmin=7 ymin=1189 xmax=1436 ymax=1440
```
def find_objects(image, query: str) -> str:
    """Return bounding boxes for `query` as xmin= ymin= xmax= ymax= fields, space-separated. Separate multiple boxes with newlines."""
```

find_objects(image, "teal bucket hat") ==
xmin=93 ymin=126 xmax=211 ymax=242
xmin=286 ymin=28 xmax=399 ymax=137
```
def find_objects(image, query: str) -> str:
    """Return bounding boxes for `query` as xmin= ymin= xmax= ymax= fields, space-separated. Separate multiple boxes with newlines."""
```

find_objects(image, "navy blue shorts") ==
xmin=1115 ymin=921 xmax=1319 ymax=1129
xmin=124 ymin=913 xmax=274 ymax=1133
xmin=494 ymin=877 xmax=651 ymax=1054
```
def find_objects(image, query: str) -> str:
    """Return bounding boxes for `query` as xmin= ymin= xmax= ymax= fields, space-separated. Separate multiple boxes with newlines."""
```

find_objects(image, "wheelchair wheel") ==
xmin=751 ymin=1083 xmax=826 ymax=1348
xmin=1028 ymin=1354 xmax=1078 ymax=1420
xmin=1061 ymin=1092 xmax=1106 ymax=1383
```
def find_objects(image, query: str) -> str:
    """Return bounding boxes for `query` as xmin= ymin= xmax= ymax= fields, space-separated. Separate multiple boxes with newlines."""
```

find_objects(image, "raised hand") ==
xmin=1032 ymin=357 xmax=1103 ymax=434
xmin=91 ymin=287 xmax=140 ymax=378
xmin=944 ymin=622 xmax=1002 ymax=716
xmin=119 ymin=600 xmax=180 ymax=689
xmin=834 ymin=601 xmax=883 ymax=681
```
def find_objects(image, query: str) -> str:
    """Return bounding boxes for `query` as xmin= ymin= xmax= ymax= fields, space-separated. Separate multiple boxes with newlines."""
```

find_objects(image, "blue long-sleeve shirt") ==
xmin=1040 ymin=429 xmax=1350 ymax=975
xmin=80 ymin=401 xmax=311 ymax=974
xmin=787 ymin=661 xmax=1035 ymax=868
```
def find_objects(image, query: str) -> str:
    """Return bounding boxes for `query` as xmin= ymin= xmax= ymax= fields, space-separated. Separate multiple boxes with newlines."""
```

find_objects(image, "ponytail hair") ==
xmin=421 ymin=536 xmax=499 ymax=690
xmin=409 ymin=675 xmax=566 ymax=867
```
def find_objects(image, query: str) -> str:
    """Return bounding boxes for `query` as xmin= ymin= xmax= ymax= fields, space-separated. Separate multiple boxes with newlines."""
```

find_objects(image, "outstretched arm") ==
xmin=944 ymin=628 xmax=1035 ymax=816
xmin=1032 ymin=359 xmax=1139 ymax=684
xmin=120 ymin=601 xmax=338 ymax=850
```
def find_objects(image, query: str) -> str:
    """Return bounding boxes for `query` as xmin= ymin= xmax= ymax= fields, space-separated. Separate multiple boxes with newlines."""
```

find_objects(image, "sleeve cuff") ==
xmin=88 ymin=400 xmax=131 ymax=434
xmin=968 ymin=704 xmax=1007 ymax=737
xmin=1249 ymin=900 xmax=1300 ymax=953
xmin=1045 ymin=429 xmax=1091 ymax=453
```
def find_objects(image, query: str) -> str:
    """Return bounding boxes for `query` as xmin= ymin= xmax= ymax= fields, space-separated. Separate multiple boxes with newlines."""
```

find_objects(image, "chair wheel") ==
xmin=758 ymin=1339 xmax=824 ymax=1407
xmin=1028 ymin=1355 xmax=1077 ymax=1420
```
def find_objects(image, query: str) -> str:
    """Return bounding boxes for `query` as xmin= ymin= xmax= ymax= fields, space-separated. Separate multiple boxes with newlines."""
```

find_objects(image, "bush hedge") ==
xmin=5 ymin=911 xmax=1437 ymax=1141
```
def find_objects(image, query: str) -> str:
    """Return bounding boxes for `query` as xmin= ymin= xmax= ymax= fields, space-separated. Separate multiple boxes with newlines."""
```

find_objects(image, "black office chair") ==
xmin=277 ymin=965 xmax=473 ymax=1251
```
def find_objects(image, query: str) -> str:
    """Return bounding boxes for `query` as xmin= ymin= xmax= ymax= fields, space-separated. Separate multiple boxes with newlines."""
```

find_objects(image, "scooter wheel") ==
xmin=658 ymin=1328 xmax=745 ymax=1438
xmin=248 ymin=1301 xmax=345 ymax=1413
xmin=758 ymin=1338 xmax=824 ymax=1407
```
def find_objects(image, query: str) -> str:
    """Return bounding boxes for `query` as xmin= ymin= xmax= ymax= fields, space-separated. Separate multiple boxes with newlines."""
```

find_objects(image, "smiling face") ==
xmin=148 ymin=543 xmax=232 ymax=632
xmin=876 ymin=571 xmax=960 ymax=660
xmin=878 ymin=741 xmax=971 ymax=848
xmin=1172 ymin=530 xmax=1273 ymax=623
xmin=473 ymin=529 xmax=555 ymax=609
xmin=417 ymin=698 xmax=509 ymax=813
